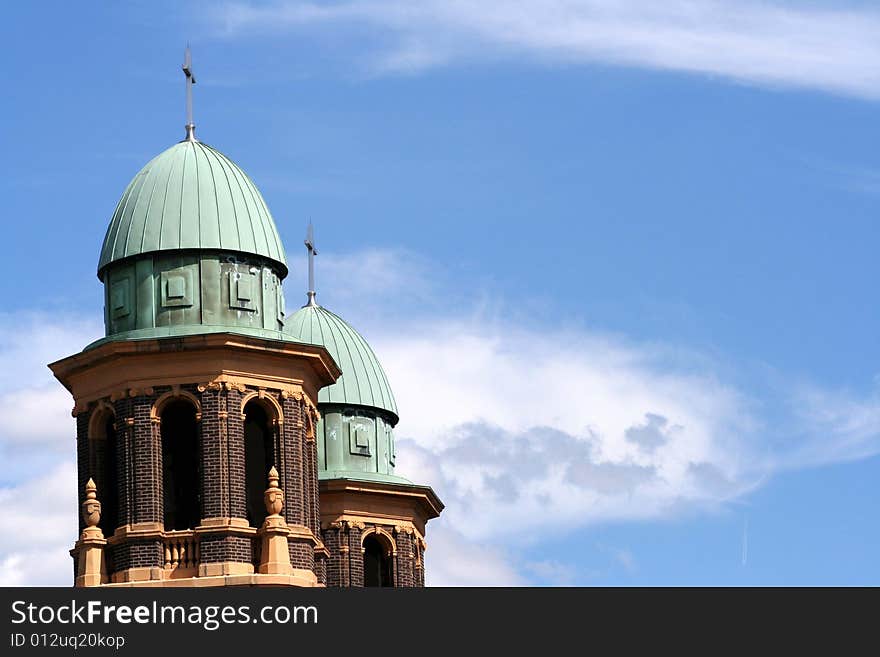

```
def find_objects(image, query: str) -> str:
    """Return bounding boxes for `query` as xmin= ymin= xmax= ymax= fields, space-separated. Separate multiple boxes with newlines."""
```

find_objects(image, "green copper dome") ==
xmin=287 ymin=304 xmax=398 ymax=421
xmin=94 ymin=135 xmax=292 ymax=345
xmin=98 ymin=139 xmax=287 ymax=279
xmin=287 ymin=302 xmax=406 ymax=484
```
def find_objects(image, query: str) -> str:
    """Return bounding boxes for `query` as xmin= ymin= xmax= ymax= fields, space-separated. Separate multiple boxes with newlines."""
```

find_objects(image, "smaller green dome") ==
xmin=98 ymin=139 xmax=287 ymax=279
xmin=287 ymin=304 xmax=398 ymax=421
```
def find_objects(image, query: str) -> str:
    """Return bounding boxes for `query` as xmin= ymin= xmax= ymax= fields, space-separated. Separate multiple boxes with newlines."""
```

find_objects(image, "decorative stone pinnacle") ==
xmin=76 ymin=478 xmax=107 ymax=586
xmin=257 ymin=465 xmax=293 ymax=575
xmin=81 ymin=478 xmax=101 ymax=529
xmin=264 ymin=466 xmax=283 ymax=517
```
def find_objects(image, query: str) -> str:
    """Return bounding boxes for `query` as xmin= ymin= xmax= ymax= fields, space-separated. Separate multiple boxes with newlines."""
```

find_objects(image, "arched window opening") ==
xmin=363 ymin=535 xmax=393 ymax=587
xmin=160 ymin=399 xmax=200 ymax=531
xmin=99 ymin=414 xmax=118 ymax=536
xmin=90 ymin=410 xmax=118 ymax=537
xmin=244 ymin=401 xmax=275 ymax=528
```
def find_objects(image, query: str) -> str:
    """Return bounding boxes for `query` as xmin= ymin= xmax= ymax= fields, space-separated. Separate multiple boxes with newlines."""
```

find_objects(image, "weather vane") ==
xmin=182 ymin=45 xmax=196 ymax=141
xmin=305 ymin=222 xmax=318 ymax=307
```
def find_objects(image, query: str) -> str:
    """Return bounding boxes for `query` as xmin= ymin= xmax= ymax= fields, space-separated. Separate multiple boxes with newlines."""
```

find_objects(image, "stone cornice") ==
xmin=49 ymin=332 xmax=341 ymax=410
xmin=320 ymin=478 xmax=444 ymax=518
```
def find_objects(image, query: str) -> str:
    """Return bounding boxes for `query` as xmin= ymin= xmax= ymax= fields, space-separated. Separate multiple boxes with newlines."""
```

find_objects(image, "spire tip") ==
xmin=304 ymin=222 xmax=318 ymax=307
xmin=182 ymin=45 xmax=196 ymax=140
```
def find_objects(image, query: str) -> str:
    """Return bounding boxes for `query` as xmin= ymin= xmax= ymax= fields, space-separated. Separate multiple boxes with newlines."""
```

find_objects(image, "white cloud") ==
xmin=0 ymin=314 xmax=101 ymax=457
xmin=214 ymin=0 xmax=880 ymax=99
xmin=0 ymin=312 xmax=101 ymax=392
xmin=322 ymin=249 xmax=880 ymax=580
xmin=2 ymin=251 xmax=879 ymax=585
xmin=369 ymin=315 xmax=880 ymax=552
xmin=371 ymin=318 xmax=760 ymax=543
xmin=0 ymin=315 xmax=99 ymax=585
xmin=424 ymin=524 xmax=526 ymax=586
xmin=1 ymin=387 xmax=75 ymax=448
xmin=0 ymin=461 xmax=77 ymax=587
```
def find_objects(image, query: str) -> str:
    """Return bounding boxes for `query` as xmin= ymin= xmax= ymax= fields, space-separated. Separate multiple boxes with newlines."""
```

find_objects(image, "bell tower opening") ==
xmin=160 ymin=399 xmax=200 ymax=531
xmin=363 ymin=535 xmax=394 ymax=587
xmin=244 ymin=401 xmax=275 ymax=528
xmin=89 ymin=409 xmax=118 ymax=538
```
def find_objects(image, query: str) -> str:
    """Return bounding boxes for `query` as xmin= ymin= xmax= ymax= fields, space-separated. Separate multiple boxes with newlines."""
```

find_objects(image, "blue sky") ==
xmin=1 ymin=1 xmax=879 ymax=585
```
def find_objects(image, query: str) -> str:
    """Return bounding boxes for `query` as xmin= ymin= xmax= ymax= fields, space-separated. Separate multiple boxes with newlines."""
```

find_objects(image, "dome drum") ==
xmin=101 ymin=250 xmax=286 ymax=342
xmin=317 ymin=404 xmax=410 ymax=483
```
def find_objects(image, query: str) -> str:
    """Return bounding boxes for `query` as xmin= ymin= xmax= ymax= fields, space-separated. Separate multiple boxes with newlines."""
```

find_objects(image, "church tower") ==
xmin=50 ymin=122 xmax=340 ymax=587
xmin=286 ymin=229 xmax=443 ymax=587
xmin=49 ymin=52 xmax=441 ymax=587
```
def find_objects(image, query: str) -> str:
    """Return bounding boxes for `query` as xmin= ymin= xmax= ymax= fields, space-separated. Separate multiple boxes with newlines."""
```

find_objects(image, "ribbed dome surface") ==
xmin=287 ymin=304 xmax=398 ymax=420
xmin=98 ymin=139 xmax=287 ymax=277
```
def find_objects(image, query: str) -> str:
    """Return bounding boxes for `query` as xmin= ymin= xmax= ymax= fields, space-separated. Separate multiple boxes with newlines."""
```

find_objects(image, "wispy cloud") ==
xmin=596 ymin=542 xmax=637 ymax=575
xmin=801 ymin=157 xmax=880 ymax=197
xmin=212 ymin=1 xmax=880 ymax=99
xmin=286 ymin=247 xmax=441 ymax=320
xmin=525 ymin=559 xmax=579 ymax=585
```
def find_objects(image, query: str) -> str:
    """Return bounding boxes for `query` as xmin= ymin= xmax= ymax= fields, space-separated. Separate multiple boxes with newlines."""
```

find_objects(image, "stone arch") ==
xmin=360 ymin=526 xmax=397 ymax=556
xmin=240 ymin=390 xmax=283 ymax=425
xmin=151 ymin=389 xmax=201 ymax=423
xmin=88 ymin=401 xmax=116 ymax=440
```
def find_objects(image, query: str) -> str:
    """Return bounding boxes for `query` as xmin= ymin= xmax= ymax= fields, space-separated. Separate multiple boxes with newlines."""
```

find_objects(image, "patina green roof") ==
xmin=98 ymin=139 xmax=287 ymax=278
xmin=286 ymin=304 xmax=398 ymax=420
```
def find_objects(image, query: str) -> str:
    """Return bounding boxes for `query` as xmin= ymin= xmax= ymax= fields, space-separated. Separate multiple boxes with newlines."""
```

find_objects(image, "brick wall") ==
xmin=394 ymin=531 xmax=414 ymax=587
xmin=73 ymin=383 xmax=323 ymax=583
xmin=320 ymin=523 xmax=425 ymax=588
xmin=109 ymin=540 xmax=162 ymax=571
xmin=288 ymin=538 xmax=314 ymax=572
xmin=108 ymin=391 xmax=163 ymax=572
xmin=199 ymin=386 xmax=224 ymax=519
xmin=348 ymin=525 xmax=364 ymax=586
xmin=315 ymin=553 xmax=327 ymax=585
xmin=111 ymin=396 xmax=134 ymax=528
xmin=75 ymin=412 xmax=90 ymax=534
xmin=322 ymin=527 xmax=342 ymax=586
xmin=415 ymin=542 xmax=425 ymax=587
xmin=281 ymin=396 xmax=304 ymax=527
xmin=132 ymin=394 xmax=160 ymax=524
xmin=200 ymin=535 xmax=251 ymax=564
xmin=226 ymin=388 xmax=246 ymax=520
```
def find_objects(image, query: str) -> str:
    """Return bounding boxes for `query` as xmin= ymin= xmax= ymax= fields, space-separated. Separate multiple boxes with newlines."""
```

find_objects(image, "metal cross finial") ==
xmin=182 ymin=45 xmax=197 ymax=141
xmin=304 ymin=222 xmax=318 ymax=307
